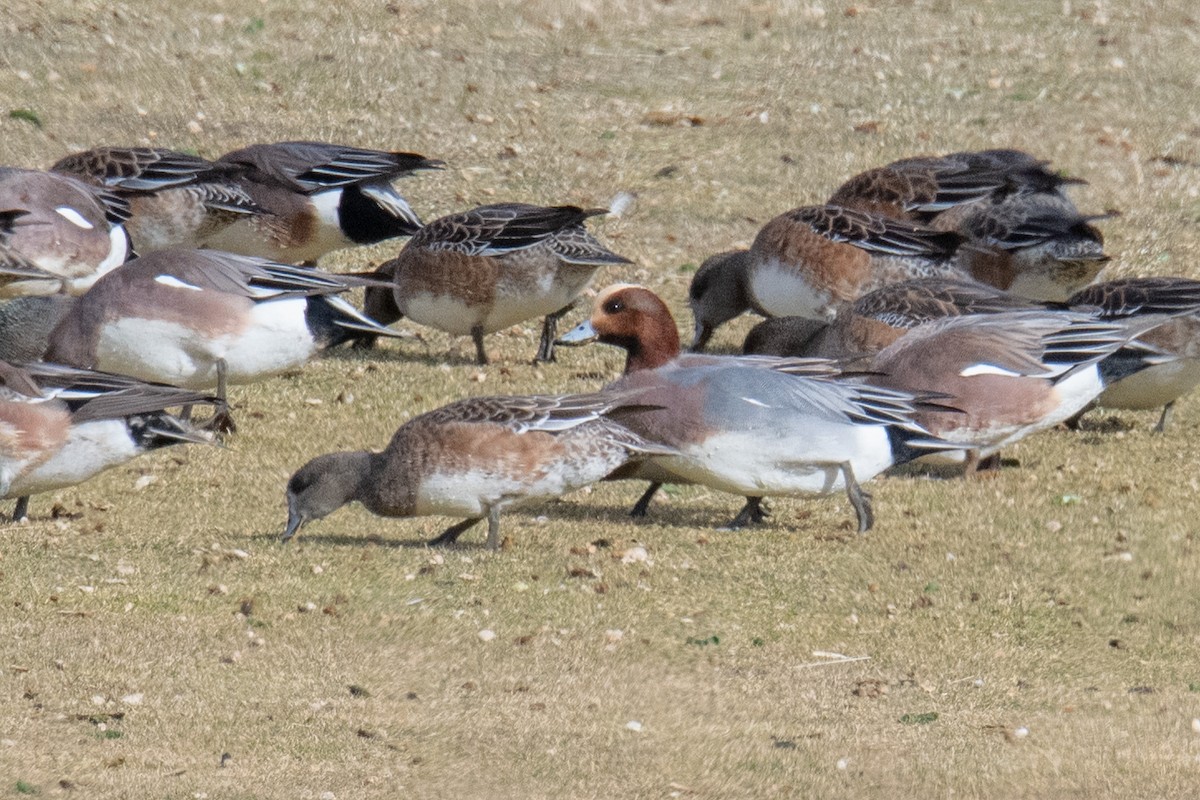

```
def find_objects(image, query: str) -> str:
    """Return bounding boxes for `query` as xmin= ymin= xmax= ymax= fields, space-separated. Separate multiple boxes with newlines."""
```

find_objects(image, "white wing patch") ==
xmin=741 ymin=397 xmax=772 ymax=408
xmin=959 ymin=363 xmax=1025 ymax=378
xmin=55 ymin=206 xmax=95 ymax=230
xmin=154 ymin=275 xmax=205 ymax=292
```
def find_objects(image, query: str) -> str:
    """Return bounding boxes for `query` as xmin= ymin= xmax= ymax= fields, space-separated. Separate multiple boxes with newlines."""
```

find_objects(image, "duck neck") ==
xmin=620 ymin=322 xmax=680 ymax=373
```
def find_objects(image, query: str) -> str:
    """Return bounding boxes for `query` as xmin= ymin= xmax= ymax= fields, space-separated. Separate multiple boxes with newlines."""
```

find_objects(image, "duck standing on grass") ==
xmin=557 ymin=284 xmax=964 ymax=532
xmin=281 ymin=391 xmax=674 ymax=549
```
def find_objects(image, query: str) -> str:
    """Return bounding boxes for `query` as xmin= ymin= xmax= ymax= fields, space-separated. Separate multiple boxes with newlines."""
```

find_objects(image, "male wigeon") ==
xmin=866 ymin=310 xmax=1164 ymax=475
xmin=0 ymin=169 xmax=132 ymax=296
xmin=43 ymin=249 xmax=403 ymax=402
xmin=0 ymin=210 xmax=65 ymax=292
xmin=1065 ymin=277 xmax=1200 ymax=431
xmin=51 ymin=146 xmax=262 ymax=253
xmin=829 ymin=148 xmax=1082 ymax=222
xmin=203 ymin=141 xmax=443 ymax=263
xmin=687 ymin=249 xmax=763 ymax=351
xmin=0 ymin=360 xmax=218 ymax=520
xmin=741 ymin=204 xmax=966 ymax=322
xmin=940 ymin=193 xmax=1110 ymax=301
xmin=742 ymin=277 xmax=1042 ymax=361
xmin=557 ymin=284 xmax=962 ymax=531
xmin=282 ymin=390 xmax=673 ymax=549
xmin=372 ymin=203 xmax=632 ymax=364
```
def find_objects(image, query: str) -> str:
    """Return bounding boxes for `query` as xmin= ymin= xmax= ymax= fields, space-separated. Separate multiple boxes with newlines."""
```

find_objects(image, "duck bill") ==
xmin=555 ymin=319 xmax=597 ymax=346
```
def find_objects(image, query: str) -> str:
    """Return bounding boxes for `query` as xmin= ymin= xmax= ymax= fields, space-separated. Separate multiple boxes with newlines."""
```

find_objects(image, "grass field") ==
xmin=4 ymin=0 xmax=1200 ymax=796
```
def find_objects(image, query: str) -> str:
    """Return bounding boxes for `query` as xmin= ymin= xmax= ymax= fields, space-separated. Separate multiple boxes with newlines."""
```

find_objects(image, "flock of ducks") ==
xmin=1 ymin=141 xmax=1198 ymax=547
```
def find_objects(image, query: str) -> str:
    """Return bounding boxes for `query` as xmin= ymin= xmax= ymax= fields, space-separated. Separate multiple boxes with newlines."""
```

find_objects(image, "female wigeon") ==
xmin=282 ymin=391 xmax=673 ymax=549
xmin=557 ymin=284 xmax=961 ymax=532
xmin=742 ymin=277 xmax=1042 ymax=361
xmin=687 ymin=249 xmax=763 ymax=351
xmin=1065 ymin=277 xmax=1200 ymax=431
xmin=51 ymin=146 xmax=262 ymax=253
xmin=866 ymin=309 xmax=1164 ymax=474
xmin=0 ymin=168 xmax=132 ymax=296
xmin=940 ymin=193 xmax=1110 ymax=302
xmin=0 ymin=294 xmax=77 ymax=363
xmin=43 ymin=249 xmax=403 ymax=402
xmin=741 ymin=203 xmax=966 ymax=322
xmin=829 ymin=148 xmax=1083 ymax=222
xmin=0 ymin=360 xmax=217 ymax=520
xmin=203 ymin=141 xmax=443 ymax=264
xmin=373 ymin=202 xmax=632 ymax=364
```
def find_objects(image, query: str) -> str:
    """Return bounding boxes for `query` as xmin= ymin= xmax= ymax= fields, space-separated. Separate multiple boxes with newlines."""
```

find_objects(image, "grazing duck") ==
xmin=51 ymin=146 xmax=262 ymax=253
xmin=741 ymin=204 xmax=966 ymax=322
xmin=373 ymin=203 xmax=632 ymax=364
xmin=0 ymin=360 xmax=218 ymax=520
xmin=43 ymin=249 xmax=403 ymax=413
xmin=0 ymin=168 xmax=132 ymax=296
xmin=742 ymin=277 xmax=1042 ymax=360
xmin=687 ymin=249 xmax=763 ymax=351
xmin=282 ymin=391 xmax=674 ymax=549
xmin=204 ymin=141 xmax=443 ymax=263
xmin=557 ymin=284 xmax=962 ymax=531
xmin=1065 ymin=277 xmax=1200 ymax=431
xmin=866 ymin=310 xmax=1165 ymax=475
xmin=829 ymin=148 xmax=1083 ymax=222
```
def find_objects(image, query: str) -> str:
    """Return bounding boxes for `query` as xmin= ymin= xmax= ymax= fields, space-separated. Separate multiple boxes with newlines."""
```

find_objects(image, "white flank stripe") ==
xmin=154 ymin=275 xmax=204 ymax=292
xmin=55 ymin=206 xmax=95 ymax=229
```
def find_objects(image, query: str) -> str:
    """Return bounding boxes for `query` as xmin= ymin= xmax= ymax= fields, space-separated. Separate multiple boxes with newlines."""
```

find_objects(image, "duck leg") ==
xmin=535 ymin=302 xmax=575 ymax=363
xmin=430 ymin=517 xmax=482 ymax=547
xmin=471 ymin=324 xmax=489 ymax=365
xmin=209 ymin=358 xmax=237 ymax=434
xmin=484 ymin=505 xmax=503 ymax=551
xmin=963 ymin=449 xmax=1001 ymax=478
xmin=1154 ymin=401 xmax=1176 ymax=433
xmin=840 ymin=461 xmax=874 ymax=533
xmin=12 ymin=496 xmax=30 ymax=522
xmin=629 ymin=482 xmax=662 ymax=518
xmin=722 ymin=497 xmax=768 ymax=530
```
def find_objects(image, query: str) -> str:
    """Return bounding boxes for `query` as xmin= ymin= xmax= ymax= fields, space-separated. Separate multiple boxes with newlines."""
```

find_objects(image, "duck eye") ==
xmin=603 ymin=299 xmax=624 ymax=314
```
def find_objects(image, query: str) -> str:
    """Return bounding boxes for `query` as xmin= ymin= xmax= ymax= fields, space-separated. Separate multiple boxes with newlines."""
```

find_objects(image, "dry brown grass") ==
xmin=4 ymin=0 xmax=1200 ymax=797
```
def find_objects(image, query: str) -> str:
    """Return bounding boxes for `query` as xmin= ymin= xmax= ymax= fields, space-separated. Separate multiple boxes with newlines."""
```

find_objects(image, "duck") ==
xmin=742 ymin=277 xmax=1044 ymax=361
xmin=370 ymin=202 xmax=632 ymax=364
xmin=1064 ymin=277 xmax=1200 ymax=431
xmin=557 ymin=284 xmax=962 ymax=532
xmin=741 ymin=203 xmax=967 ymax=322
xmin=0 ymin=209 xmax=68 ymax=294
xmin=203 ymin=141 xmax=444 ymax=264
xmin=0 ymin=168 xmax=132 ymax=296
xmin=865 ymin=309 xmax=1166 ymax=475
xmin=282 ymin=390 xmax=674 ymax=549
xmin=828 ymin=148 xmax=1083 ymax=222
xmin=42 ymin=249 xmax=404 ymax=421
xmin=51 ymin=145 xmax=262 ymax=253
xmin=0 ymin=360 xmax=218 ymax=520
xmin=0 ymin=294 xmax=77 ymax=363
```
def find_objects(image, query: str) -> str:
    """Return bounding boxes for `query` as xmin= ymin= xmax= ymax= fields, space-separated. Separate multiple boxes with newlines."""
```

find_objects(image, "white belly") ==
xmin=1098 ymin=358 xmax=1200 ymax=410
xmin=6 ymin=419 xmax=137 ymax=498
xmin=748 ymin=259 xmax=836 ymax=321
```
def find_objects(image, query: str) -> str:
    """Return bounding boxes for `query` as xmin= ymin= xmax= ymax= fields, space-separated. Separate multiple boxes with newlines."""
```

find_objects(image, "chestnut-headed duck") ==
xmin=51 ymin=146 xmax=262 ymax=253
xmin=373 ymin=202 xmax=632 ymax=364
xmin=866 ymin=309 xmax=1164 ymax=475
xmin=0 ymin=360 xmax=218 ymax=520
xmin=1066 ymin=277 xmax=1200 ymax=431
xmin=282 ymin=390 xmax=674 ymax=549
xmin=0 ymin=168 xmax=132 ymax=296
xmin=557 ymin=284 xmax=962 ymax=532
xmin=199 ymin=141 xmax=443 ymax=264
xmin=741 ymin=203 xmax=967 ymax=322
xmin=43 ymin=249 xmax=403 ymax=409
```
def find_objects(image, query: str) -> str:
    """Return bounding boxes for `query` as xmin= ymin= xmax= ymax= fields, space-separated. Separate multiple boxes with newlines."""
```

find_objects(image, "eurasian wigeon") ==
xmin=203 ymin=141 xmax=443 ymax=263
xmin=1065 ymin=277 xmax=1200 ymax=431
xmin=742 ymin=277 xmax=1042 ymax=361
xmin=866 ymin=309 xmax=1165 ymax=475
xmin=42 ymin=249 xmax=403 ymax=405
xmin=687 ymin=249 xmax=763 ymax=351
xmin=741 ymin=204 xmax=966 ymax=322
xmin=829 ymin=148 xmax=1083 ymax=222
xmin=282 ymin=390 xmax=673 ymax=549
xmin=558 ymin=284 xmax=962 ymax=532
xmin=373 ymin=202 xmax=632 ymax=364
xmin=0 ymin=168 xmax=132 ymax=296
xmin=51 ymin=146 xmax=262 ymax=253
xmin=0 ymin=360 xmax=218 ymax=520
